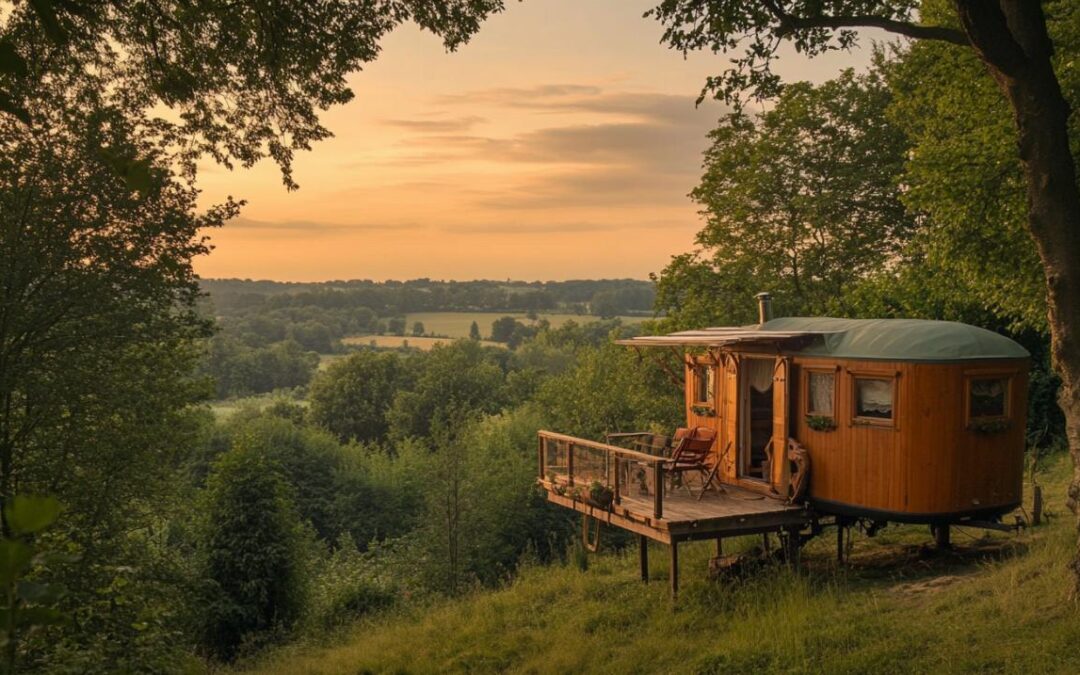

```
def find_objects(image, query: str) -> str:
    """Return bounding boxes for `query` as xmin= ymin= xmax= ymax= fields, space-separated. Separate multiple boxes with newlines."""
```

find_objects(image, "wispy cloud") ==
xmin=380 ymin=115 xmax=487 ymax=133
xmin=227 ymin=217 xmax=426 ymax=235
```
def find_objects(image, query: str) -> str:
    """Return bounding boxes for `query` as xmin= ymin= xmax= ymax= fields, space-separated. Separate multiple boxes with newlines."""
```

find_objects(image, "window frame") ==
xmin=963 ymin=369 xmax=1013 ymax=426
xmin=849 ymin=370 xmax=899 ymax=429
xmin=802 ymin=366 xmax=838 ymax=419
xmin=691 ymin=361 xmax=717 ymax=409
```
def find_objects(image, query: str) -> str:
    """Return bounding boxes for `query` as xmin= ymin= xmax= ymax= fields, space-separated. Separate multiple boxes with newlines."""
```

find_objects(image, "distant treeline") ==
xmin=197 ymin=278 xmax=656 ymax=399
xmin=201 ymin=278 xmax=655 ymax=317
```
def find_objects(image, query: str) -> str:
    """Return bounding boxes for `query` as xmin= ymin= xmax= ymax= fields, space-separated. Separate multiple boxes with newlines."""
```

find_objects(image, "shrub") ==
xmin=196 ymin=444 xmax=308 ymax=661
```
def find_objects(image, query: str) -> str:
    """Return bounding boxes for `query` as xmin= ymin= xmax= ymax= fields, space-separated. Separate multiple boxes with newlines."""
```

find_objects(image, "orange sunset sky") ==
xmin=194 ymin=0 xmax=880 ymax=282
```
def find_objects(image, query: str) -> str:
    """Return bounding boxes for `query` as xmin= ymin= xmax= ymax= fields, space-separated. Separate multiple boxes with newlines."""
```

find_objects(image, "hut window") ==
xmin=693 ymin=365 xmax=715 ymax=406
xmin=806 ymin=370 xmax=835 ymax=416
xmin=854 ymin=377 xmax=894 ymax=423
xmin=969 ymin=377 xmax=1009 ymax=419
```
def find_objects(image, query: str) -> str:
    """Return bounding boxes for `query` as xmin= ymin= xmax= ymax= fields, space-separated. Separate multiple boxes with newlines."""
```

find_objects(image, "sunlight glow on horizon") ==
xmin=193 ymin=0 xmax=880 ymax=283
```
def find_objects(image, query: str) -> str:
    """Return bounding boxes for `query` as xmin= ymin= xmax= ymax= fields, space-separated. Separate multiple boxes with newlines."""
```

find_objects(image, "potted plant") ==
xmin=587 ymin=480 xmax=614 ymax=509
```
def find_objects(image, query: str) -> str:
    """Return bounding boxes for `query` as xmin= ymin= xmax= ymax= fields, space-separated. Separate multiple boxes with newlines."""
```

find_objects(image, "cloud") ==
xmin=226 ymin=217 xmax=425 ymax=235
xmin=380 ymin=115 xmax=487 ymax=133
xmin=440 ymin=221 xmax=655 ymax=235
xmin=359 ymin=85 xmax=726 ymax=212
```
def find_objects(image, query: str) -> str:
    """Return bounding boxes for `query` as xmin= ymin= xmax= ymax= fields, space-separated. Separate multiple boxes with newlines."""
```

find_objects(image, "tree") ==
xmin=490 ymin=316 xmax=520 ymax=343
xmin=1 ymin=1 xmax=505 ymax=187
xmin=655 ymin=68 xmax=915 ymax=328
xmin=648 ymin=0 xmax=1080 ymax=589
xmin=387 ymin=316 xmax=407 ymax=336
xmin=411 ymin=321 xmax=425 ymax=337
xmin=469 ymin=321 xmax=482 ymax=341
xmin=387 ymin=341 xmax=507 ymax=441
xmin=308 ymin=351 xmax=405 ymax=444
xmin=197 ymin=444 xmax=308 ymax=662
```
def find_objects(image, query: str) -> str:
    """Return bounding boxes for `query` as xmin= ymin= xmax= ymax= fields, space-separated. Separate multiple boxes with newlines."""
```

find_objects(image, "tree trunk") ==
xmin=955 ymin=1 xmax=1080 ymax=591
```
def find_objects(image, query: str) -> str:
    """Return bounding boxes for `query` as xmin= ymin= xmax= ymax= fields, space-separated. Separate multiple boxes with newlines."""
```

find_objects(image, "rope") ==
xmin=582 ymin=514 xmax=601 ymax=553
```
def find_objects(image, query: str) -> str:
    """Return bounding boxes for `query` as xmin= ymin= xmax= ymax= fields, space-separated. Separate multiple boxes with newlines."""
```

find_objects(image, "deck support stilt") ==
xmin=836 ymin=519 xmax=846 ymax=564
xmin=715 ymin=536 xmax=723 ymax=557
xmin=935 ymin=523 xmax=951 ymax=550
xmin=669 ymin=541 xmax=679 ymax=599
xmin=782 ymin=528 xmax=800 ymax=568
xmin=639 ymin=535 xmax=649 ymax=583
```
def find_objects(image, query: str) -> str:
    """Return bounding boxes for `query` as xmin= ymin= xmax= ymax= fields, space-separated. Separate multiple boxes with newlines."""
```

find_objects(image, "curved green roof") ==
xmin=763 ymin=317 xmax=1029 ymax=362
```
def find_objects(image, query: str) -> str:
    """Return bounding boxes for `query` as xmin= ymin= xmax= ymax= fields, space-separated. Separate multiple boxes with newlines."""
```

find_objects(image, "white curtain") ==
xmin=856 ymin=379 xmax=892 ymax=415
xmin=809 ymin=372 xmax=834 ymax=414
xmin=746 ymin=359 xmax=774 ymax=394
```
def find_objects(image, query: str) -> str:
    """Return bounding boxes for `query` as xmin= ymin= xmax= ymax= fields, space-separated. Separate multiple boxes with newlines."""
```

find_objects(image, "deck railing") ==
xmin=537 ymin=430 xmax=669 ymax=519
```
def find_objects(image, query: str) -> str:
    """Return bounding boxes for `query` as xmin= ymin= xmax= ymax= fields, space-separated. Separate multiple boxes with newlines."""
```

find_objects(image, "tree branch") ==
xmin=770 ymin=11 xmax=969 ymax=47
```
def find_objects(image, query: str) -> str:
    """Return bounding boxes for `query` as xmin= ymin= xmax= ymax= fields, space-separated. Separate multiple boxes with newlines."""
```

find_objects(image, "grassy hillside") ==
xmin=241 ymin=453 xmax=1080 ymax=674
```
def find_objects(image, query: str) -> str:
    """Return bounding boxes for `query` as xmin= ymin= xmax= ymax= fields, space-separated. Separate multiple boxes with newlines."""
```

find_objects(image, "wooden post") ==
xmin=538 ymin=436 xmax=545 ymax=479
xmin=715 ymin=536 xmax=723 ymax=557
xmin=935 ymin=523 xmax=951 ymax=549
xmin=567 ymin=441 xmax=574 ymax=486
xmin=782 ymin=528 xmax=800 ymax=568
xmin=639 ymin=535 xmax=649 ymax=583
xmin=669 ymin=540 xmax=679 ymax=599
xmin=836 ymin=520 xmax=845 ymax=564
xmin=614 ymin=456 xmax=621 ymax=506
xmin=1033 ymin=485 xmax=1043 ymax=526
xmin=654 ymin=464 xmax=664 ymax=520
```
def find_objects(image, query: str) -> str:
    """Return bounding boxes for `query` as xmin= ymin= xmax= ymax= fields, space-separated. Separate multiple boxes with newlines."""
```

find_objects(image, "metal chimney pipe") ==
xmin=755 ymin=292 xmax=773 ymax=324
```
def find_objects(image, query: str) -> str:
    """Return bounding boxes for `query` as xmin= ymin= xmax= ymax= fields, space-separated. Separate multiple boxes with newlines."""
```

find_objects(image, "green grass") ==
xmin=209 ymin=393 xmax=307 ymax=419
xmin=399 ymin=312 xmax=645 ymax=340
xmin=240 ymin=453 xmax=1080 ymax=674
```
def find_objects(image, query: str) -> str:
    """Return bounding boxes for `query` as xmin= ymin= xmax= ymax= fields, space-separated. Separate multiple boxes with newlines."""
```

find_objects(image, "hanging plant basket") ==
xmin=586 ymin=481 xmax=614 ymax=509
xmin=968 ymin=418 xmax=1011 ymax=434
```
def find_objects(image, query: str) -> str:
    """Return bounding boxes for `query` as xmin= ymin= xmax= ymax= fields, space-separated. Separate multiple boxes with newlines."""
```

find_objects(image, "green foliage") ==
xmin=0 ymin=496 xmax=65 ymax=674
xmin=203 ymin=336 xmax=319 ymax=399
xmin=536 ymin=342 xmax=681 ymax=439
xmin=469 ymin=321 xmax=481 ymax=340
xmin=877 ymin=2 xmax=1080 ymax=332
xmin=303 ymin=535 xmax=393 ymax=634
xmin=1 ymin=0 xmax=506 ymax=186
xmin=413 ymin=407 xmax=573 ymax=594
xmin=197 ymin=444 xmax=308 ymax=662
xmin=654 ymin=67 xmax=914 ymax=328
xmin=388 ymin=341 xmax=508 ymax=442
xmin=308 ymin=351 xmax=406 ymax=444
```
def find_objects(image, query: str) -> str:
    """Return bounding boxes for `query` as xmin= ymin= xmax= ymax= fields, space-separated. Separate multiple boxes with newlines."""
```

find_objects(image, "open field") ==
xmin=209 ymin=393 xmax=308 ymax=419
xmin=402 ymin=312 xmax=646 ymax=339
xmin=241 ymin=454 xmax=1079 ymax=674
xmin=340 ymin=335 xmax=506 ymax=351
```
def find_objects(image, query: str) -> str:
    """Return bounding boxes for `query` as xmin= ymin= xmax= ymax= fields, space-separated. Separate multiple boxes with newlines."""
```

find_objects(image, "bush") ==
xmin=196 ymin=444 xmax=308 ymax=661
xmin=304 ymin=535 xmax=394 ymax=633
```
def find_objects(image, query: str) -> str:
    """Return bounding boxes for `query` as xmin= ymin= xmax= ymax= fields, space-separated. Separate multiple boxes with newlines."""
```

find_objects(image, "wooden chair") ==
xmin=666 ymin=427 xmax=719 ymax=498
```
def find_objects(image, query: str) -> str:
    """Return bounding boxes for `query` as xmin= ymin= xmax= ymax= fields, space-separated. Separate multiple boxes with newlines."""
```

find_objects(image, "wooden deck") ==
xmin=540 ymin=479 xmax=810 ymax=545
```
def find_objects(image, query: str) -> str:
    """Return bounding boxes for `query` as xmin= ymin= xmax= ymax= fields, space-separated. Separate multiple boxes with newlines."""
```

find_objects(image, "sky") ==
xmin=194 ymin=0 xmax=880 ymax=282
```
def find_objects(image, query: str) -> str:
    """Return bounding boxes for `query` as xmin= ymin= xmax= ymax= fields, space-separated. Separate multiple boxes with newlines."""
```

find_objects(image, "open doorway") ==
xmin=739 ymin=357 xmax=774 ymax=481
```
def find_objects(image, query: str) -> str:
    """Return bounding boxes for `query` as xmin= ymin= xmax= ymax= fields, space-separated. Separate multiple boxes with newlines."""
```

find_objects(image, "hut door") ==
xmin=771 ymin=357 xmax=791 ymax=491
xmin=738 ymin=357 xmax=775 ymax=482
